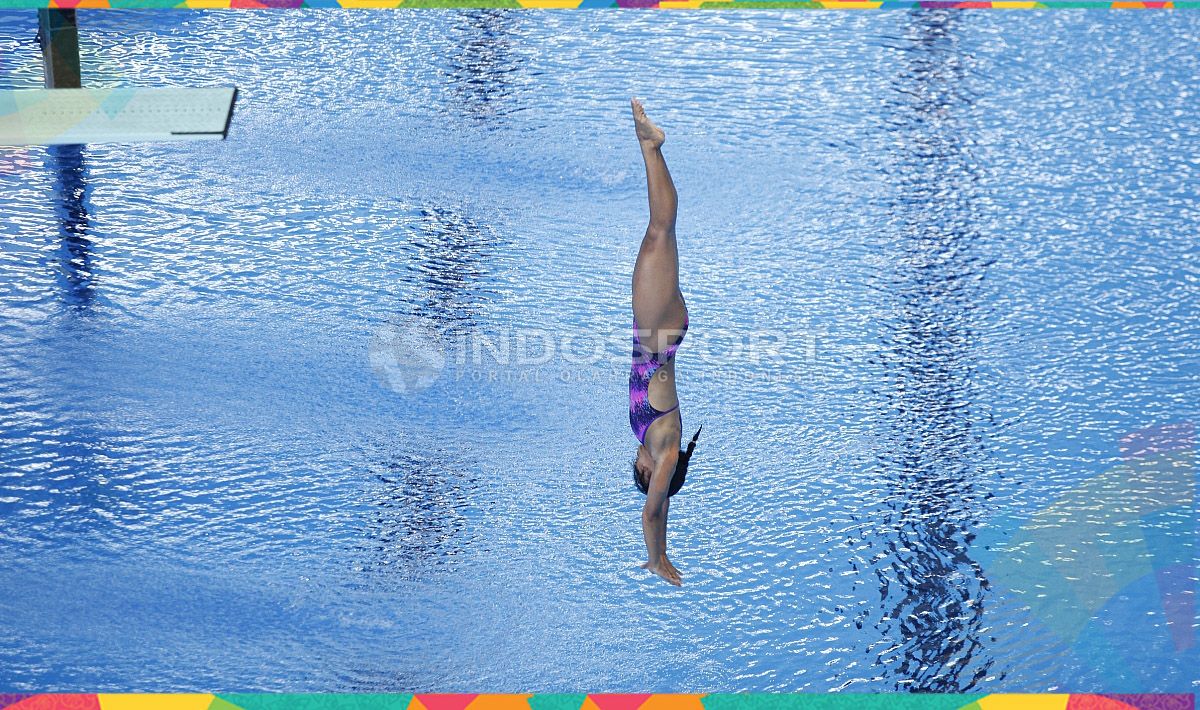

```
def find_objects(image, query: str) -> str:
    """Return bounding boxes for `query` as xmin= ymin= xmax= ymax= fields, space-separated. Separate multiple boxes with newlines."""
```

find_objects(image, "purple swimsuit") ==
xmin=629 ymin=311 xmax=689 ymax=445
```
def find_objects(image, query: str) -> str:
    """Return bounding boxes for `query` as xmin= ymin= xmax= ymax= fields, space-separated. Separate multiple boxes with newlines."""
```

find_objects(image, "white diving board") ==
xmin=0 ymin=87 xmax=238 ymax=146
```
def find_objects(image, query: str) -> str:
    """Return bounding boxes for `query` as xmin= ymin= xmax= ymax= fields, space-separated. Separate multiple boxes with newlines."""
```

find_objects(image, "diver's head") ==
xmin=633 ymin=445 xmax=655 ymax=492
xmin=632 ymin=427 xmax=702 ymax=498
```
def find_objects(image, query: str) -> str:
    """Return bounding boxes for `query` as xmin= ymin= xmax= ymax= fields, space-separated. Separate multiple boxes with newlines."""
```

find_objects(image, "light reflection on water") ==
xmin=0 ymin=9 xmax=1197 ymax=694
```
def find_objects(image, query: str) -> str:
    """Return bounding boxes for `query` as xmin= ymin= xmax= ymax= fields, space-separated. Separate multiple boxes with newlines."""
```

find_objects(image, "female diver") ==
xmin=629 ymin=98 xmax=702 ymax=587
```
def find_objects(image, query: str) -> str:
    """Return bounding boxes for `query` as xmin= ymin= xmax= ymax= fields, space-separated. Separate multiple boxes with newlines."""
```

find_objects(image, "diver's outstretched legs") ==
xmin=631 ymin=98 xmax=686 ymax=353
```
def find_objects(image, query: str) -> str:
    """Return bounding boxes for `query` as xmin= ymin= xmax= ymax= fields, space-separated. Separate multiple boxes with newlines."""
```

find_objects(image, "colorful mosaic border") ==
xmin=0 ymin=695 xmax=1195 ymax=709
xmin=1 ymin=0 xmax=1198 ymax=7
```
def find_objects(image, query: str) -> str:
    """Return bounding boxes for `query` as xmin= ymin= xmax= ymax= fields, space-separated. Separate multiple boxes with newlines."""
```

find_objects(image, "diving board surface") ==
xmin=0 ymin=87 xmax=238 ymax=145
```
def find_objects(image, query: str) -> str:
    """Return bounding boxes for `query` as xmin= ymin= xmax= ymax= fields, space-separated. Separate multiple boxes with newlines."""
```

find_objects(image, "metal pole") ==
xmin=36 ymin=9 xmax=81 ymax=89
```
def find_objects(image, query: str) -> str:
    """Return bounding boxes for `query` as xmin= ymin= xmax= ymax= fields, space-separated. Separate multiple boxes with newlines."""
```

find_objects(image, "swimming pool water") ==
xmin=0 ymin=9 xmax=1198 ymax=693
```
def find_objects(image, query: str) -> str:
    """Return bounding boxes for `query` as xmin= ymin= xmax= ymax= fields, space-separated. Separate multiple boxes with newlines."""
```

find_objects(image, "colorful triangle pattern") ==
xmin=0 ymin=695 xmax=1192 ymax=710
xmin=6 ymin=0 xmax=1200 ymax=7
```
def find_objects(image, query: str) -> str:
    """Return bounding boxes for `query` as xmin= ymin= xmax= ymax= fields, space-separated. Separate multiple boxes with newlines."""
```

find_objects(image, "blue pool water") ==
xmin=1 ymin=9 xmax=1198 ymax=694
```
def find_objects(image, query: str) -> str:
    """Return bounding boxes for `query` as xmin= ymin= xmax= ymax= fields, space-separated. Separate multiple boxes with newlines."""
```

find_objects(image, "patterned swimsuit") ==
xmin=629 ymin=310 xmax=689 ymax=445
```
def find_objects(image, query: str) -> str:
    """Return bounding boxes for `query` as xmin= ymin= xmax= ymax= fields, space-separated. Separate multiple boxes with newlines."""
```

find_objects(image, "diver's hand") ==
xmin=642 ymin=556 xmax=682 ymax=586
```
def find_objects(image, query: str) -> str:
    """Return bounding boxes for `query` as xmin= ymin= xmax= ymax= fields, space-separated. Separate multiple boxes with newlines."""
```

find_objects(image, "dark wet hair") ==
xmin=633 ymin=426 xmax=702 ymax=498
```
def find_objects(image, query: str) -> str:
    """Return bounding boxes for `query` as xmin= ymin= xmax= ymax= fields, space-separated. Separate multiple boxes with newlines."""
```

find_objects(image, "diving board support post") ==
xmin=37 ymin=9 xmax=81 ymax=89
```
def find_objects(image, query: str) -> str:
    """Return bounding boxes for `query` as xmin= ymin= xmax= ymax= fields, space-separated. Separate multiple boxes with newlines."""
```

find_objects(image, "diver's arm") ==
xmin=641 ymin=448 xmax=680 ymax=586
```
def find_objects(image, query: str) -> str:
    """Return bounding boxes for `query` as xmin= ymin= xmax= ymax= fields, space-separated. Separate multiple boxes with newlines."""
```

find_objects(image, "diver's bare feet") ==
xmin=642 ymin=557 xmax=682 ymax=586
xmin=631 ymin=98 xmax=665 ymax=150
xmin=661 ymin=555 xmax=682 ymax=580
